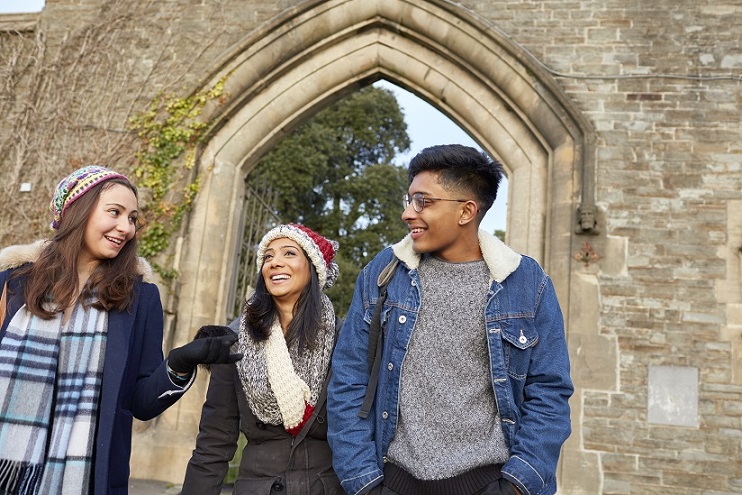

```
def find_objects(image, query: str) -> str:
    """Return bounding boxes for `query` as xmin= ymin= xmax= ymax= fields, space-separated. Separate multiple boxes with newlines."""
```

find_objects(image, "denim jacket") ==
xmin=327 ymin=231 xmax=573 ymax=495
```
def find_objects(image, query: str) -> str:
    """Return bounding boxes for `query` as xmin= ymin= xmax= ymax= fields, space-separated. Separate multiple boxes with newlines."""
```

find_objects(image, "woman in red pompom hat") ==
xmin=183 ymin=224 xmax=343 ymax=494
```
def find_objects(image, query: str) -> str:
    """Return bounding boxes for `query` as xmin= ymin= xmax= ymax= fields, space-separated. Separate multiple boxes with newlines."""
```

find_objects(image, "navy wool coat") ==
xmin=0 ymin=242 xmax=190 ymax=495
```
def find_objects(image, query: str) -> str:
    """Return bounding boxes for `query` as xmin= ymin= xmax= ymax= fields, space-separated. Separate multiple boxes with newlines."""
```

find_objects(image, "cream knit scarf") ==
xmin=238 ymin=293 xmax=336 ymax=433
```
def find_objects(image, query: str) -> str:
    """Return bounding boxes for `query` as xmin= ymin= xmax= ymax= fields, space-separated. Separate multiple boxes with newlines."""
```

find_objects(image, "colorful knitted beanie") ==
xmin=49 ymin=165 xmax=129 ymax=230
xmin=256 ymin=224 xmax=339 ymax=288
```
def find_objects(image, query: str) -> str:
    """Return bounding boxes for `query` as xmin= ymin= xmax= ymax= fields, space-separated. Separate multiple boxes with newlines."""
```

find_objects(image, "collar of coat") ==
xmin=391 ymin=229 xmax=522 ymax=284
xmin=0 ymin=239 xmax=155 ymax=283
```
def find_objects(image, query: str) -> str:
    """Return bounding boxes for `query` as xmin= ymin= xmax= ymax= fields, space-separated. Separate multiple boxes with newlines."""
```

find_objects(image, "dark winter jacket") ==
xmin=182 ymin=321 xmax=343 ymax=495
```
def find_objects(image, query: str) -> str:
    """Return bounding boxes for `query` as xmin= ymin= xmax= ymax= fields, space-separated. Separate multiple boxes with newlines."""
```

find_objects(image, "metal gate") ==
xmin=225 ymin=179 xmax=281 ymax=323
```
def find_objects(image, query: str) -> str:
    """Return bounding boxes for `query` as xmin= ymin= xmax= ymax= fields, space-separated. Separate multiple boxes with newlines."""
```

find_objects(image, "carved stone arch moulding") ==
xmin=178 ymin=0 xmax=596 ymax=328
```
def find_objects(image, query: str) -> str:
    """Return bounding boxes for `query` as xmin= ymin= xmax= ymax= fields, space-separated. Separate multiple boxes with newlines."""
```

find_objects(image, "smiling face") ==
xmin=79 ymin=183 xmax=138 ymax=269
xmin=402 ymin=170 xmax=481 ymax=262
xmin=261 ymin=237 xmax=312 ymax=305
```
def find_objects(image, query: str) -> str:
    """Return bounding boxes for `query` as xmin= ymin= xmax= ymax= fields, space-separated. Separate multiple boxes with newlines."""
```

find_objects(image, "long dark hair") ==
xmin=14 ymin=178 xmax=140 ymax=318
xmin=244 ymin=252 xmax=323 ymax=353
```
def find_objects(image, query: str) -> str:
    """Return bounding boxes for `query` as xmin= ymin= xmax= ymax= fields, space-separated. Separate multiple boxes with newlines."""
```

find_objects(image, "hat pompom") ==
xmin=324 ymin=260 xmax=340 ymax=288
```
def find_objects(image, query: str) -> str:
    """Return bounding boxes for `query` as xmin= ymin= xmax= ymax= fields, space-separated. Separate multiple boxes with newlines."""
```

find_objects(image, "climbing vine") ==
xmin=128 ymin=78 xmax=226 ymax=279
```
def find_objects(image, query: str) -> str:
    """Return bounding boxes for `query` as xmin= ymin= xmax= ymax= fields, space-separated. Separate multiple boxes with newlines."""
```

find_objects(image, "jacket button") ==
xmin=382 ymin=411 xmax=389 ymax=419
xmin=271 ymin=480 xmax=284 ymax=491
xmin=398 ymin=315 xmax=407 ymax=323
xmin=256 ymin=421 xmax=266 ymax=429
xmin=519 ymin=335 xmax=527 ymax=344
xmin=387 ymin=362 xmax=394 ymax=371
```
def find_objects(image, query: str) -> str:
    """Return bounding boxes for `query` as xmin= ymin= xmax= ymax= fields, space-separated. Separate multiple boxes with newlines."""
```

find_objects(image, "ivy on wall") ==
xmin=128 ymin=78 xmax=226 ymax=279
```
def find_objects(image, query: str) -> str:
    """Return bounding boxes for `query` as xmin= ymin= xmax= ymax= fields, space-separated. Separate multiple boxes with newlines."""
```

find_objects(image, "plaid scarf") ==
xmin=238 ymin=293 xmax=336 ymax=435
xmin=0 ymin=302 xmax=107 ymax=495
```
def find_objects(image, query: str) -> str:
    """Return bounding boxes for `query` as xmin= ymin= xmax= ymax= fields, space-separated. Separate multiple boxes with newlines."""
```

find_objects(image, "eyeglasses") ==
xmin=403 ymin=193 xmax=470 ymax=213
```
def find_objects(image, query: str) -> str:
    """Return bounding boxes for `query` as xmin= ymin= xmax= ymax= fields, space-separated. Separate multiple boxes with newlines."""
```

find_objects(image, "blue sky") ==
xmin=0 ymin=0 xmax=44 ymax=12
xmin=0 ymin=1 xmax=507 ymax=232
xmin=374 ymin=81 xmax=507 ymax=232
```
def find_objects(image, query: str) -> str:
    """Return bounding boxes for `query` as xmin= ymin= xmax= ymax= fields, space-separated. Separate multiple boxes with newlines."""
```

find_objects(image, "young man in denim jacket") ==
xmin=328 ymin=144 xmax=573 ymax=495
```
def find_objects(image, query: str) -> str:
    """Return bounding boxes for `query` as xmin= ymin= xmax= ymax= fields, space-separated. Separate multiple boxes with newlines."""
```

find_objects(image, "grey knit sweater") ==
xmin=387 ymin=255 xmax=509 ymax=480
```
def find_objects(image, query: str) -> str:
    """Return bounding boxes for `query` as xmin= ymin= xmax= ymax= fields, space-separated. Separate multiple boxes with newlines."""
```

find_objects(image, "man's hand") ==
xmin=366 ymin=485 xmax=384 ymax=495
xmin=502 ymin=479 xmax=522 ymax=495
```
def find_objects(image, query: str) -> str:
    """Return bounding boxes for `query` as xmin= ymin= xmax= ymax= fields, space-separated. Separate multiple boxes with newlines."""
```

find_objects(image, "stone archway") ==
xmin=131 ymin=0 xmax=601 ymax=488
xmin=186 ymin=0 xmax=593 ymax=311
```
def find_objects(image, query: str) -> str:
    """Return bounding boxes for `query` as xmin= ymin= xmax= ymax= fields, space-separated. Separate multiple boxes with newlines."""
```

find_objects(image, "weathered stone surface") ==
xmin=1 ymin=0 xmax=740 ymax=493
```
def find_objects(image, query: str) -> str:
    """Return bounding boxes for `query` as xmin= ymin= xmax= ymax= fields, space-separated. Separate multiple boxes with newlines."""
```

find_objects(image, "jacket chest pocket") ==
xmin=499 ymin=319 xmax=538 ymax=380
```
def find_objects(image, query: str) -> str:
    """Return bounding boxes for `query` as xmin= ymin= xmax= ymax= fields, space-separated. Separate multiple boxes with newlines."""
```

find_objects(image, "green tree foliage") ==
xmin=248 ymin=86 xmax=411 ymax=315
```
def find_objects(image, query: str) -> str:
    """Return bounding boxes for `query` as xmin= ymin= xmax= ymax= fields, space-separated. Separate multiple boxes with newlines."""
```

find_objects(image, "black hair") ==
xmin=243 ymin=254 xmax=323 ymax=353
xmin=408 ymin=144 xmax=504 ymax=216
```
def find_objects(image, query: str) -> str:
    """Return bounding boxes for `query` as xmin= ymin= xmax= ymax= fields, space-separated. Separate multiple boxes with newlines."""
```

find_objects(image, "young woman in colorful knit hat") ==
xmin=0 ymin=165 xmax=241 ymax=495
xmin=182 ymin=223 xmax=343 ymax=495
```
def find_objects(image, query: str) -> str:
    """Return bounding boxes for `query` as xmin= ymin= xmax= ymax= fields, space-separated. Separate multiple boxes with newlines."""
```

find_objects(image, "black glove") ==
xmin=194 ymin=324 xmax=236 ymax=340
xmin=167 ymin=326 xmax=243 ymax=374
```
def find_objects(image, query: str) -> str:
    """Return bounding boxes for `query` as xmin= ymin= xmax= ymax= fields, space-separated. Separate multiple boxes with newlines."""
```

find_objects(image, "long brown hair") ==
xmin=15 ymin=178 xmax=140 ymax=318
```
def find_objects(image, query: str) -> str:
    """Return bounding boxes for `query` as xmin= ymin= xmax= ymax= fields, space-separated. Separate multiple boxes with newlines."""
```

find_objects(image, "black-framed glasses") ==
xmin=403 ymin=193 xmax=470 ymax=213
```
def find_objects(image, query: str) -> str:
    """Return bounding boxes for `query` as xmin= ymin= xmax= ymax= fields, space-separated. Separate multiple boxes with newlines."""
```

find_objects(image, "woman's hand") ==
xmin=167 ymin=327 xmax=243 ymax=375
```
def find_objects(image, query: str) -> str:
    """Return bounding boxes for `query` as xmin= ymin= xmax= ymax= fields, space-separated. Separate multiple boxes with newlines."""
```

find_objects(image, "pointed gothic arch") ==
xmin=140 ymin=0 xmax=600 ymax=486
xmin=178 ymin=0 xmax=594 ymax=329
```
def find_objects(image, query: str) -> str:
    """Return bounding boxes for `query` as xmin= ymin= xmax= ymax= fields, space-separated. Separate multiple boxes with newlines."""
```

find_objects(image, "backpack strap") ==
xmin=358 ymin=256 xmax=399 ymax=419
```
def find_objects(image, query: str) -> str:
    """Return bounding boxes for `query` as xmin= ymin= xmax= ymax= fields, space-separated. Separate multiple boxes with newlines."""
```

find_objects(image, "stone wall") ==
xmin=0 ymin=1 xmax=740 ymax=493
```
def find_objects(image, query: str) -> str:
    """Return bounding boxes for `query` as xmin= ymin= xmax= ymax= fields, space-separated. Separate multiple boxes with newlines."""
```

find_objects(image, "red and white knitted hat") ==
xmin=256 ymin=224 xmax=339 ymax=288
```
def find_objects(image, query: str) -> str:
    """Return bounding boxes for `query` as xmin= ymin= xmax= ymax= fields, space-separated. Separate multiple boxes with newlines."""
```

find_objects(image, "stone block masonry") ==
xmin=0 ymin=0 xmax=740 ymax=493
